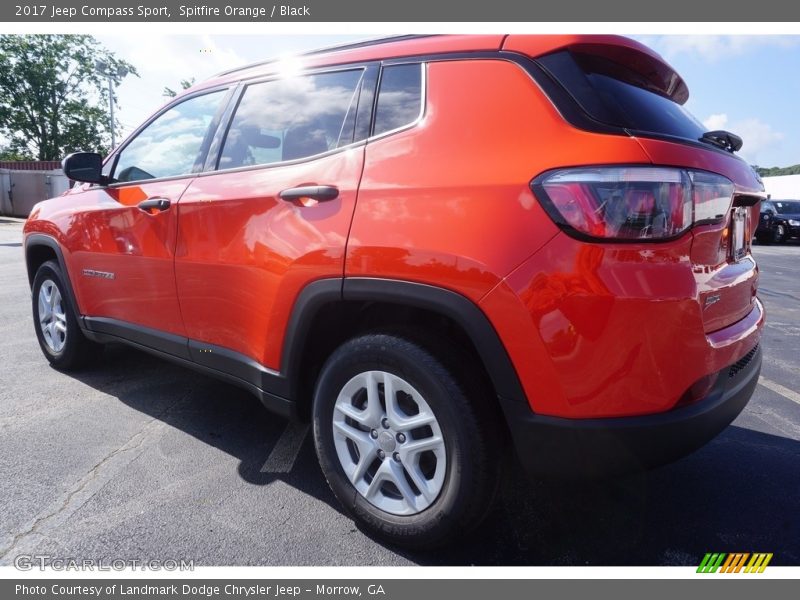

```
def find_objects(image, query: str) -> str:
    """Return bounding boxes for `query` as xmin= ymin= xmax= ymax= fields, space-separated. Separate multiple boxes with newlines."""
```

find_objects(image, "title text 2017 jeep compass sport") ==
xmin=24 ymin=35 xmax=765 ymax=547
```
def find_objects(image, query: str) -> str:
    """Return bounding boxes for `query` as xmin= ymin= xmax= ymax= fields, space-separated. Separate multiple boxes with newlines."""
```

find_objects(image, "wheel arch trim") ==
xmin=281 ymin=277 xmax=527 ymax=406
xmin=24 ymin=234 xmax=82 ymax=322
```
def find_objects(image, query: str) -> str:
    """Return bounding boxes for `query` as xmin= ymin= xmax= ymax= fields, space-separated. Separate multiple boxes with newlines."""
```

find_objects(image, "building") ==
xmin=762 ymin=174 xmax=800 ymax=200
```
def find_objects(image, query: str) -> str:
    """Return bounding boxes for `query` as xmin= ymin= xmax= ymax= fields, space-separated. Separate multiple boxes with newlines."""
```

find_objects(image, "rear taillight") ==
xmin=533 ymin=167 xmax=734 ymax=241
xmin=690 ymin=170 xmax=736 ymax=226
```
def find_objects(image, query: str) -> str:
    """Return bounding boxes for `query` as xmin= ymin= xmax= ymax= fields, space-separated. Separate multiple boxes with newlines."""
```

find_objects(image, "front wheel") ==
xmin=312 ymin=334 xmax=499 ymax=548
xmin=774 ymin=224 xmax=786 ymax=244
xmin=32 ymin=260 xmax=100 ymax=370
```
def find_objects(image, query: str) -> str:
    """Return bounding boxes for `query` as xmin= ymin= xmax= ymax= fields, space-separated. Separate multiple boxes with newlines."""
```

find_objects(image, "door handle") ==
xmin=137 ymin=198 xmax=171 ymax=213
xmin=279 ymin=185 xmax=339 ymax=202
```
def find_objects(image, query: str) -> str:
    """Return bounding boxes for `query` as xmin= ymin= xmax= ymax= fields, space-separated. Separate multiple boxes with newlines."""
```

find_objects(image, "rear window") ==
xmin=537 ymin=51 xmax=706 ymax=142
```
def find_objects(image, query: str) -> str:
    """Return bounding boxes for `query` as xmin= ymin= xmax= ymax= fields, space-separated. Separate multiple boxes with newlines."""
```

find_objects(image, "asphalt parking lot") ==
xmin=0 ymin=217 xmax=798 ymax=567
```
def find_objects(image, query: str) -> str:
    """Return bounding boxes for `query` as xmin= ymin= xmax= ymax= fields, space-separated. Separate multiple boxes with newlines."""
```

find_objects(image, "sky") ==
xmin=95 ymin=34 xmax=800 ymax=168
xmin=637 ymin=35 xmax=800 ymax=168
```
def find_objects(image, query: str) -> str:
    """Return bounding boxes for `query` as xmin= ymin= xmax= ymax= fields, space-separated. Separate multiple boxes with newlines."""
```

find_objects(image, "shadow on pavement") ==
xmin=67 ymin=344 xmax=800 ymax=566
xmin=410 ymin=424 xmax=800 ymax=565
xmin=69 ymin=343 xmax=343 ymax=513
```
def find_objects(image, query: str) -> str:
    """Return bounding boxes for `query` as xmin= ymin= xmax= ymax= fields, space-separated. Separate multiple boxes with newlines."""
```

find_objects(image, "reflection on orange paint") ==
xmin=23 ymin=35 xmax=765 ymax=420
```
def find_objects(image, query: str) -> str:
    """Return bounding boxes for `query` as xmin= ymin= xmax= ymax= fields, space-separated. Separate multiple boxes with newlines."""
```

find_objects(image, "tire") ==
xmin=312 ymin=333 xmax=499 ymax=548
xmin=31 ymin=260 xmax=100 ymax=370
xmin=774 ymin=224 xmax=786 ymax=244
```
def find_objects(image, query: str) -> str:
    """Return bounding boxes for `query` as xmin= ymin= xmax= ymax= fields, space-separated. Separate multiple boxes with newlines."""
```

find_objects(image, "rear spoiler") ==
xmin=503 ymin=35 xmax=688 ymax=104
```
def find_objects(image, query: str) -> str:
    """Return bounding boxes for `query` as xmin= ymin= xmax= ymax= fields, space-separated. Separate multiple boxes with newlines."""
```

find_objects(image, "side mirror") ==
xmin=62 ymin=152 xmax=105 ymax=184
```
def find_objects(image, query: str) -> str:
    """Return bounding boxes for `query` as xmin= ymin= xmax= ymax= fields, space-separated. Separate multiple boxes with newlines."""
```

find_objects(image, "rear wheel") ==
xmin=32 ymin=260 xmax=100 ymax=370
xmin=312 ymin=333 xmax=499 ymax=548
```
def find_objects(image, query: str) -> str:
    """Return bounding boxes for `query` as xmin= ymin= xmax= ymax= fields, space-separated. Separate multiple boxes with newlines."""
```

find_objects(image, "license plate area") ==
xmin=731 ymin=207 xmax=747 ymax=261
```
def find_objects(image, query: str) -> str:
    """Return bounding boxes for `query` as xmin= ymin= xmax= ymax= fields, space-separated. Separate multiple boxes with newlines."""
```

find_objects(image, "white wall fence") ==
xmin=0 ymin=169 xmax=70 ymax=218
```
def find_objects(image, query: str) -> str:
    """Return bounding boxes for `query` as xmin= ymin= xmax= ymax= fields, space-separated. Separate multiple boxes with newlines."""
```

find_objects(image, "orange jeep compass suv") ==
xmin=24 ymin=35 xmax=765 ymax=547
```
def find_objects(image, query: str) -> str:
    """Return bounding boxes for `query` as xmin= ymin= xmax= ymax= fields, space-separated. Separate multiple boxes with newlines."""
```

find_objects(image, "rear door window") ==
xmin=373 ymin=63 xmax=423 ymax=136
xmin=219 ymin=69 xmax=364 ymax=170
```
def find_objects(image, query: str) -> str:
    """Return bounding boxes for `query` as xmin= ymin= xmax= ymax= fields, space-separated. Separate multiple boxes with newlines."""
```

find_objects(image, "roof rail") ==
xmin=211 ymin=34 xmax=432 ymax=79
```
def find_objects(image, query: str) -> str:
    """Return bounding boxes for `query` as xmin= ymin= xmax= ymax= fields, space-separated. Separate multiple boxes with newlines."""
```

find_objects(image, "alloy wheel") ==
xmin=38 ymin=279 xmax=67 ymax=353
xmin=331 ymin=370 xmax=447 ymax=516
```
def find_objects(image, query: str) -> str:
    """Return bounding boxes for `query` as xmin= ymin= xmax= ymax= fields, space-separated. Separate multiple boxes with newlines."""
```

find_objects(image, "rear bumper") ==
xmin=500 ymin=343 xmax=762 ymax=478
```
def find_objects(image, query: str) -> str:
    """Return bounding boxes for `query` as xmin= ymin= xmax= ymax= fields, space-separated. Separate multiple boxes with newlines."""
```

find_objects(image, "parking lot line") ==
xmin=260 ymin=422 xmax=310 ymax=473
xmin=759 ymin=376 xmax=800 ymax=406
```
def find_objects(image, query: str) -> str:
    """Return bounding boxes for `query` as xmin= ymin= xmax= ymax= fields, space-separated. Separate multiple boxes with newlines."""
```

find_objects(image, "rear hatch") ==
xmin=508 ymin=35 xmax=765 ymax=333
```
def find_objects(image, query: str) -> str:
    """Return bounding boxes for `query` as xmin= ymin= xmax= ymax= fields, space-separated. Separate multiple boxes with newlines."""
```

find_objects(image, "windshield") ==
xmin=773 ymin=200 xmax=800 ymax=214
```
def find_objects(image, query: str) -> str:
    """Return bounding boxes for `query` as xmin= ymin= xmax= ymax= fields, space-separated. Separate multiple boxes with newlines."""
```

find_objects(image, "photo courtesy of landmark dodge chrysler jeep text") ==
xmin=23 ymin=35 xmax=765 ymax=547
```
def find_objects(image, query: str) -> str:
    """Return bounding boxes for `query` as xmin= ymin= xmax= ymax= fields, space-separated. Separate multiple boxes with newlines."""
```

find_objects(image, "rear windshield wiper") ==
xmin=699 ymin=130 xmax=743 ymax=153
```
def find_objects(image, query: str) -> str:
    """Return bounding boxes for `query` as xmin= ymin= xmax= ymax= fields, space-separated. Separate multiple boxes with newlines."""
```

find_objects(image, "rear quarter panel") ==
xmin=346 ymin=58 xmax=652 ymax=301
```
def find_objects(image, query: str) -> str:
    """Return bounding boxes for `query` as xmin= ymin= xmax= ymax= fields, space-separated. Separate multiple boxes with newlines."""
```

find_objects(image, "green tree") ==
xmin=755 ymin=164 xmax=800 ymax=177
xmin=0 ymin=145 xmax=29 ymax=161
xmin=0 ymin=35 xmax=137 ymax=161
xmin=163 ymin=77 xmax=196 ymax=98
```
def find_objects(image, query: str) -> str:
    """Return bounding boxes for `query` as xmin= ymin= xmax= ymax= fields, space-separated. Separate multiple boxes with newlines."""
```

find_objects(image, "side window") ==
xmin=373 ymin=64 xmax=423 ymax=137
xmin=112 ymin=90 xmax=226 ymax=183
xmin=219 ymin=69 xmax=364 ymax=170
